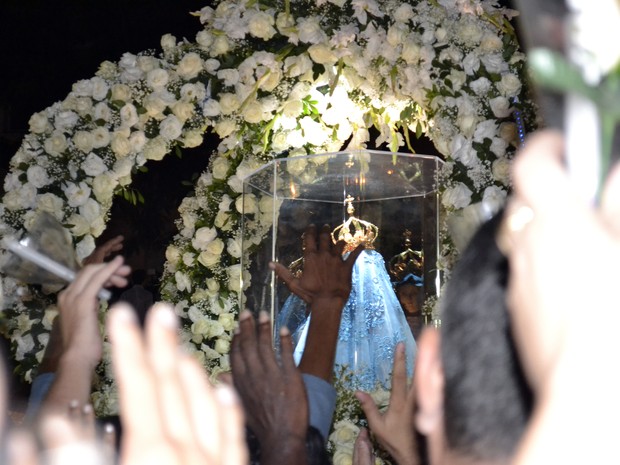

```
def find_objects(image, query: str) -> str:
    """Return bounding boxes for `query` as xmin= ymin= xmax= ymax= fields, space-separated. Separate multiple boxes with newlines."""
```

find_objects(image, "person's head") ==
xmin=414 ymin=211 xmax=532 ymax=464
xmin=396 ymin=281 xmax=421 ymax=315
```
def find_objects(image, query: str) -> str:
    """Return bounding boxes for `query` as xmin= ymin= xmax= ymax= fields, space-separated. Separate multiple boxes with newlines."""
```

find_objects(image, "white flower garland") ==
xmin=0 ymin=0 xmax=536 ymax=448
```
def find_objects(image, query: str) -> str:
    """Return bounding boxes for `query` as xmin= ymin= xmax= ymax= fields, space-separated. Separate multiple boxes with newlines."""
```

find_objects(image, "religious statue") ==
xmin=276 ymin=196 xmax=416 ymax=390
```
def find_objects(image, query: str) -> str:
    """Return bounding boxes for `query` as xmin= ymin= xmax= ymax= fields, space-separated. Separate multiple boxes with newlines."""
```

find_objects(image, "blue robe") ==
xmin=276 ymin=249 xmax=416 ymax=390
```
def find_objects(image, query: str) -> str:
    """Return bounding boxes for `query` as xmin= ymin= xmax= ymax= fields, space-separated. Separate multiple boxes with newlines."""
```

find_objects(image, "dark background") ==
xmin=0 ymin=0 xmax=217 ymax=274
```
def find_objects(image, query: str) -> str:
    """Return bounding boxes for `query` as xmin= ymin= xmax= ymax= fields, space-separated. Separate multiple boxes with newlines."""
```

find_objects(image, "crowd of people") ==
xmin=0 ymin=127 xmax=618 ymax=465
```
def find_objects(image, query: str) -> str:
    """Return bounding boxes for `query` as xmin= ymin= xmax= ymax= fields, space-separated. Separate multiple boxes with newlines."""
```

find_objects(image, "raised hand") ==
xmin=356 ymin=343 xmax=419 ymax=465
xmin=270 ymin=224 xmax=363 ymax=305
xmin=108 ymin=302 xmax=247 ymax=465
xmin=39 ymin=256 xmax=131 ymax=417
xmin=82 ymin=235 xmax=124 ymax=266
xmin=231 ymin=310 xmax=308 ymax=465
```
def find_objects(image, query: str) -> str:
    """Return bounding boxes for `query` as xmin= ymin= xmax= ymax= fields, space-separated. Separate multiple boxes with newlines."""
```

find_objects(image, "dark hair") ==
xmin=440 ymin=211 xmax=532 ymax=461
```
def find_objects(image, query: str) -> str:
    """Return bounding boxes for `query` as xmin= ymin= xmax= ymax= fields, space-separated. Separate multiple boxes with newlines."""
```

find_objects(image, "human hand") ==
xmin=270 ymin=224 xmax=363 ymax=306
xmin=502 ymin=130 xmax=620 ymax=388
xmin=57 ymin=255 xmax=131 ymax=366
xmin=356 ymin=343 xmax=419 ymax=465
xmin=108 ymin=302 xmax=247 ymax=465
xmin=352 ymin=427 xmax=375 ymax=465
xmin=231 ymin=310 xmax=308 ymax=464
xmin=82 ymin=235 xmax=124 ymax=266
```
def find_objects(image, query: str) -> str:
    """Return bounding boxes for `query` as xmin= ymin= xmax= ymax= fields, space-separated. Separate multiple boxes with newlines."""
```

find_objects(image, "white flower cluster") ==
xmin=0 ymin=0 xmax=534 ymax=421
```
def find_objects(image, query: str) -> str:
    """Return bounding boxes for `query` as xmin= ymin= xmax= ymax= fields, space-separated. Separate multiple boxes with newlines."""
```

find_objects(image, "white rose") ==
xmin=497 ymin=73 xmax=522 ymax=98
xmin=146 ymin=68 xmax=169 ymax=90
xmin=198 ymin=250 xmax=220 ymax=268
xmin=218 ymin=313 xmax=236 ymax=332
xmin=214 ymin=210 xmax=232 ymax=230
xmin=227 ymin=264 xmax=243 ymax=292
xmin=492 ymin=157 xmax=511 ymax=185
xmin=473 ymin=120 xmax=498 ymax=143
xmin=212 ymin=157 xmax=230 ymax=180
xmin=330 ymin=420 xmax=360 ymax=446
xmin=402 ymin=41 xmax=421 ymax=64
xmin=165 ymin=245 xmax=181 ymax=266
xmin=63 ymin=181 xmax=92 ymax=208
xmin=489 ymin=96 xmax=511 ymax=118
xmin=91 ymin=127 xmax=111 ymax=149
xmin=177 ymin=52 xmax=203 ymax=79
xmin=227 ymin=175 xmax=243 ymax=193
xmin=161 ymin=33 xmax=177 ymax=52
xmin=54 ymin=110 xmax=79 ymax=131
xmin=172 ymin=101 xmax=194 ymax=123
xmin=79 ymin=198 xmax=101 ymax=222
xmin=480 ymin=32 xmax=503 ymax=52
xmin=183 ymin=130 xmax=204 ymax=148
xmin=235 ymin=194 xmax=257 ymax=214
xmin=26 ymin=166 xmax=50 ymax=189
xmin=82 ymin=153 xmax=107 ymax=177
xmin=28 ymin=111 xmax=50 ymax=133
xmin=202 ymin=99 xmax=221 ymax=117
xmin=332 ymin=450 xmax=353 ymax=465
xmin=308 ymin=43 xmax=338 ymax=65
xmin=218 ymin=93 xmax=241 ymax=115
xmin=470 ymin=77 xmax=491 ymax=96
xmin=205 ymin=238 xmax=225 ymax=256
xmin=462 ymin=52 xmax=480 ymax=75
xmin=44 ymin=131 xmax=68 ymax=156
xmin=111 ymin=132 xmax=131 ymax=158
xmin=298 ymin=17 xmax=326 ymax=44
xmin=129 ymin=131 xmax=147 ymax=153
xmin=143 ymin=93 xmax=168 ymax=119
xmin=393 ymin=3 xmax=414 ymax=22
xmin=91 ymin=77 xmax=109 ymax=101
xmin=490 ymin=137 xmax=509 ymax=158
xmin=227 ymin=237 xmax=242 ymax=258
xmin=73 ymin=130 xmax=94 ymax=153
xmin=93 ymin=102 xmax=112 ymax=122
xmin=248 ymin=11 xmax=277 ymax=40
xmin=442 ymin=182 xmax=473 ymax=210
xmin=110 ymin=84 xmax=132 ymax=102
xmin=192 ymin=227 xmax=217 ymax=250
xmin=92 ymin=173 xmax=118 ymax=202
xmin=387 ymin=24 xmax=408 ymax=47
xmin=499 ymin=122 xmax=518 ymax=144
xmin=211 ymin=36 xmax=231 ymax=56
xmin=76 ymin=235 xmax=96 ymax=261
xmin=67 ymin=213 xmax=91 ymax=236
xmin=482 ymin=185 xmax=507 ymax=213
xmin=284 ymin=54 xmax=313 ymax=78
xmin=481 ymin=53 xmax=507 ymax=74
xmin=214 ymin=120 xmax=237 ymax=138
xmin=36 ymin=193 xmax=63 ymax=218
xmin=242 ymin=100 xmax=265 ymax=124
xmin=120 ymin=103 xmax=139 ymax=128
xmin=183 ymin=252 xmax=195 ymax=266
xmin=159 ymin=114 xmax=183 ymax=141
xmin=144 ymin=136 xmax=168 ymax=161
xmin=457 ymin=19 xmax=483 ymax=46
xmin=215 ymin=338 xmax=231 ymax=354
xmin=180 ymin=82 xmax=206 ymax=102
xmin=175 ymin=271 xmax=192 ymax=292
xmin=196 ymin=30 xmax=214 ymax=48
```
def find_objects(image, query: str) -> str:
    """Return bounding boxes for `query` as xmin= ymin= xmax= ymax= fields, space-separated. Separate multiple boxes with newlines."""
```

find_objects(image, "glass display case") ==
xmin=240 ymin=150 xmax=444 ymax=331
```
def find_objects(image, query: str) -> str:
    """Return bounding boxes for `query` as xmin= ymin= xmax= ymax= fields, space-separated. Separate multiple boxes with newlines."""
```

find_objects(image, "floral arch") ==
xmin=0 ymin=0 xmax=534 ymax=423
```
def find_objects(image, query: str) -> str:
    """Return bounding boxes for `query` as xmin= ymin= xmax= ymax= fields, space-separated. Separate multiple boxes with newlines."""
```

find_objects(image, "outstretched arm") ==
xmin=270 ymin=224 xmax=363 ymax=381
xmin=231 ymin=310 xmax=308 ymax=465
xmin=356 ymin=343 xmax=419 ymax=465
xmin=38 ymin=256 xmax=130 ymax=417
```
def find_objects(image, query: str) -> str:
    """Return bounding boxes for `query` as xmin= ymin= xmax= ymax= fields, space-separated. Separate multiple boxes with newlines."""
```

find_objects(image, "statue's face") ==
xmin=397 ymin=283 xmax=420 ymax=315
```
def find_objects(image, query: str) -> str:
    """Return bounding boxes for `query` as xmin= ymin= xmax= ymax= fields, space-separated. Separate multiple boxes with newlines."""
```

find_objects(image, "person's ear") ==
xmin=414 ymin=327 xmax=444 ymax=435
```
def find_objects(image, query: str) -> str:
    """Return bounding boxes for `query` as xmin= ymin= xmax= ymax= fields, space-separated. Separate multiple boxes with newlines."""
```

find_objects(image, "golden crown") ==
xmin=331 ymin=195 xmax=378 ymax=253
xmin=389 ymin=229 xmax=423 ymax=283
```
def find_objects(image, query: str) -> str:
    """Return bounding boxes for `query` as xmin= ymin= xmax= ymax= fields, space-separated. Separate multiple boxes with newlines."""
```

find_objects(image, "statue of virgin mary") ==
xmin=276 ymin=197 xmax=416 ymax=390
